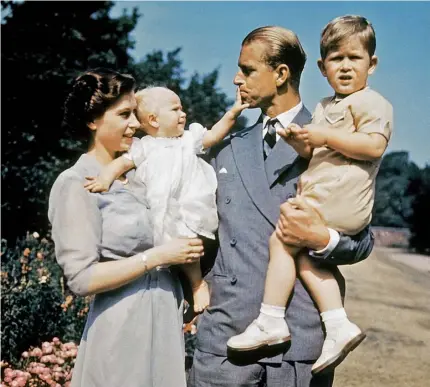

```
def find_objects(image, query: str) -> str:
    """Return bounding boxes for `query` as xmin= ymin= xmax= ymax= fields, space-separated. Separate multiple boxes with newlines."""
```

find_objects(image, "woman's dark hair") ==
xmin=63 ymin=68 xmax=136 ymax=136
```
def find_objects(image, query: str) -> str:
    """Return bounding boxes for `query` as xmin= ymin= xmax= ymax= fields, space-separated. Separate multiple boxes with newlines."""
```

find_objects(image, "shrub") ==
xmin=1 ymin=233 xmax=90 ymax=364
xmin=1 ymin=338 xmax=77 ymax=386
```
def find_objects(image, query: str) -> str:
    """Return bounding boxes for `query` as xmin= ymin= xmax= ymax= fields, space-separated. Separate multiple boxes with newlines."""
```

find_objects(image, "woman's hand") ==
xmin=152 ymin=238 xmax=204 ymax=266
xmin=84 ymin=176 xmax=110 ymax=193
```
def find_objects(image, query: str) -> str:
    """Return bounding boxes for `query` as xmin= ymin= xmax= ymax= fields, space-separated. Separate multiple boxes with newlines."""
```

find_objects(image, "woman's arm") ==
xmin=84 ymin=155 xmax=135 ymax=192
xmin=202 ymin=88 xmax=249 ymax=149
xmin=86 ymin=238 xmax=203 ymax=295
xmin=49 ymin=172 xmax=203 ymax=296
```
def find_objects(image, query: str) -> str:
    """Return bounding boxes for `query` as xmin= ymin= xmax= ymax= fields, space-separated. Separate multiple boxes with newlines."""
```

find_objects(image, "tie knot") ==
xmin=266 ymin=119 xmax=277 ymax=136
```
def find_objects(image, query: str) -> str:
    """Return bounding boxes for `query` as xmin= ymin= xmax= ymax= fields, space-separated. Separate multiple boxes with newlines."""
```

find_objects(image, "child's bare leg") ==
xmin=181 ymin=261 xmax=209 ymax=313
xmin=297 ymin=252 xmax=342 ymax=311
xmin=263 ymin=232 xmax=301 ymax=306
xmin=227 ymin=232 xmax=299 ymax=351
xmin=297 ymin=252 xmax=366 ymax=375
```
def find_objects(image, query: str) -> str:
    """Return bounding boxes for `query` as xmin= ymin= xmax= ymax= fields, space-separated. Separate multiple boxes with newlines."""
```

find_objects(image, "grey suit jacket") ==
xmin=196 ymin=106 xmax=374 ymax=362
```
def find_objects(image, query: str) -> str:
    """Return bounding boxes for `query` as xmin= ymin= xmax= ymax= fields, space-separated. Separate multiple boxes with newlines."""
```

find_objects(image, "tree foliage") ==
xmin=407 ymin=165 xmax=430 ymax=254
xmin=372 ymin=151 xmax=421 ymax=227
xmin=1 ymin=1 xmax=236 ymax=241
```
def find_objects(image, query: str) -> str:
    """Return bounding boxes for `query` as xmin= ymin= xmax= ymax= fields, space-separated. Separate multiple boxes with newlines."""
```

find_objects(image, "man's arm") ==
xmin=276 ymin=196 xmax=374 ymax=265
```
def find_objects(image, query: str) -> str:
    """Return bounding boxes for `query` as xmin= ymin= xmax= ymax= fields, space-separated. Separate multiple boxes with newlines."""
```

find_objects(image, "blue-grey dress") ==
xmin=48 ymin=154 xmax=186 ymax=387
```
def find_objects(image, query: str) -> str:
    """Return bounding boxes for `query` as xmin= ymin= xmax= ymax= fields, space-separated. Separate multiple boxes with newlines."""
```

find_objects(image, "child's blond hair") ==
xmin=320 ymin=15 xmax=376 ymax=60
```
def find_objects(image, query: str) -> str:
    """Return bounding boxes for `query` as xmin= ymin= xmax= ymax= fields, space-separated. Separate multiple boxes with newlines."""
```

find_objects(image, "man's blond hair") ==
xmin=242 ymin=26 xmax=307 ymax=91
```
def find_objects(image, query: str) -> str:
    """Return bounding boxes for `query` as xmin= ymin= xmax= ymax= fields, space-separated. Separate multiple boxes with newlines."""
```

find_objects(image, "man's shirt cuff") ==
xmin=309 ymin=228 xmax=340 ymax=259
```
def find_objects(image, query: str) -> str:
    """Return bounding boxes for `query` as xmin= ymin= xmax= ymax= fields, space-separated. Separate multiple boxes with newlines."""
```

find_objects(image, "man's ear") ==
xmin=88 ymin=122 xmax=97 ymax=131
xmin=317 ymin=59 xmax=327 ymax=77
xmin=368 ymin=55 xmax=378 ymax=75
xmin=148 ymin=113 xmax=159 ymax=128
xmin=275 ymin=64 xmax=290 ymax=87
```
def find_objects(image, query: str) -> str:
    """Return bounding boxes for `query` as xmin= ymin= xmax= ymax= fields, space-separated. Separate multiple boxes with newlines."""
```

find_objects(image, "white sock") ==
xmin=321 ymin=308 xmax=349 ymax=336
xmin=256 ymin=303 xmax=286 ymax=330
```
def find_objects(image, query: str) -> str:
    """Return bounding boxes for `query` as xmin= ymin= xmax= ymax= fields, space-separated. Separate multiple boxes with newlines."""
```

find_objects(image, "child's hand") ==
xmin=84 ymin=176 xmax=110 ymax=193
xmin=304 ymin=124 xmax=329 ymax=148
xmin=277 ymin=123 xmax=312 ymax=159
xmin=229 ymin=88 xmax=250 ymax=118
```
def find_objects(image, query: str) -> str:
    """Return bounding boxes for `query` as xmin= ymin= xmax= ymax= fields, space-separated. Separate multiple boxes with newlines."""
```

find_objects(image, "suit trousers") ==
xmin=188 ymin=349 xmax=334 ymax=387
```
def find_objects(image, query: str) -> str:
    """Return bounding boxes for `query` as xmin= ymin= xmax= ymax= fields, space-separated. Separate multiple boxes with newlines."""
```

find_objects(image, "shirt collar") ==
xmin=262 ymin=101 xmax=303 ymax=129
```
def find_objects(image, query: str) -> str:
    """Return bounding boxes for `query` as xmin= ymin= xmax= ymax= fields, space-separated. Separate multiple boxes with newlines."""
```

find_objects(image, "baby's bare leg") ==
xmin=263 ymin=233 xmax=301 ymax=306
xmin=181 ymin=261 xmax=209 ymax=313
xmin=297 ymin=252 xmax=342 ymax=311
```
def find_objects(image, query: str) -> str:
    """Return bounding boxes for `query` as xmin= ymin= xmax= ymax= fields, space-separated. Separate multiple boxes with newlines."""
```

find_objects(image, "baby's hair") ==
xmin=135 ymin=86 xmax=173 ymax=122
xmin=320 ymin=15 xmax=376 ymax=60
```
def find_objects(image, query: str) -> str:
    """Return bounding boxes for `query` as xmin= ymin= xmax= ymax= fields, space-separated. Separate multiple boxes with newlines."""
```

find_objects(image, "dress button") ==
xmin=225 ymin=196 xmax=231 ymax=204
xmin=231 ymin=275 xmax=237 ymax=285
xmin=230 ymin=238 xmax=237 ymax=246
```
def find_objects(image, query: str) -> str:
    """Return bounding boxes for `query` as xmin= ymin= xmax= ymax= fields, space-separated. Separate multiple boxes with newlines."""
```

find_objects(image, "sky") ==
xmin=112 ymin=1 xmax=430 ymax=168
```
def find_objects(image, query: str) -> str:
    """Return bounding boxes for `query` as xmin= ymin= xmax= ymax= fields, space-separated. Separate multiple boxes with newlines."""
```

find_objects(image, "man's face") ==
xmin=234 ymin=41 xmax=278 ymax=109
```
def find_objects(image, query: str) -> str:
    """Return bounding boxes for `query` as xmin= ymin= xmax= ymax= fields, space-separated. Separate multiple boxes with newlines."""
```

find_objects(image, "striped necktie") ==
xmin=263 ymin=119 xmax=277 ymax=160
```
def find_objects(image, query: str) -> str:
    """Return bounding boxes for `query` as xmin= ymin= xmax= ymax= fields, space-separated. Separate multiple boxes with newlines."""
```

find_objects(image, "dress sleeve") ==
xmin=123 ymin=137 xmax=146 ymax=167
xmin=48 ymin=170 xmax=102 ymax=296
xmin=187 ymin=122 xmax=208 ymax=154
xmin=351 ymin=92 xmax=393 ymax=142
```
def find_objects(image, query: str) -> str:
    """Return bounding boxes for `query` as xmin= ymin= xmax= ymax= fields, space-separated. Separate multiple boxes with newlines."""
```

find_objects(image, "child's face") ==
xmin=156 ymin=91 xmax=187 ymax=137
xmin=318 ymin=36 xmax=377 ymax=97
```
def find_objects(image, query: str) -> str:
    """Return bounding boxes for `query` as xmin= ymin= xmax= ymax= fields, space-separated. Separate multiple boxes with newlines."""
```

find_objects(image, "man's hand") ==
xmin=276 ymin=196 xmax=330 ymax=251
xmin=277 ymin=123 xmax=312 ymax=159
xmin=303 ymin=124 xmax=329 ymax=148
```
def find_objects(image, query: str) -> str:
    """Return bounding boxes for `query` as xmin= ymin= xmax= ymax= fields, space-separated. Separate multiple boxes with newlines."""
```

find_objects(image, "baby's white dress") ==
xmin=124 ymin=123 xmax=218 ymax=245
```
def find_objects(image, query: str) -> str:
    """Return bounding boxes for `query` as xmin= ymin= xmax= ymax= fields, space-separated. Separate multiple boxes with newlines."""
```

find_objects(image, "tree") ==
xmin=372 ymin=151 xmax=421 ymax=227
xmin=407 ymin=165 xmax=430 ymax=254
xmin=1 ymin=1 xmax=139 ymax=240
xmin=1 ymin=2 xmax=240 ymax=241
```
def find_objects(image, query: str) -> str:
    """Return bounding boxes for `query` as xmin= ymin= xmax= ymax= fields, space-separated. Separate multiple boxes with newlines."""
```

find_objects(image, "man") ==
xmin=188 ymin=26 xmax=374 ymax=387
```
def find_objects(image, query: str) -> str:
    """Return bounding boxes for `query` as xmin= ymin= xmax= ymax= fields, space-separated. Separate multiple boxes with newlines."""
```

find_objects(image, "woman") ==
xmin=48 ymin=68 xmax=203 ymax=387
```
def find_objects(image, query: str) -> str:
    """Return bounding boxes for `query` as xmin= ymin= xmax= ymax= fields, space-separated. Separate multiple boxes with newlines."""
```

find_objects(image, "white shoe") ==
xmin=227 ymin=319 xmax=291 ymax=352
xmin=312 ymin=322 xmax=366 ymax=375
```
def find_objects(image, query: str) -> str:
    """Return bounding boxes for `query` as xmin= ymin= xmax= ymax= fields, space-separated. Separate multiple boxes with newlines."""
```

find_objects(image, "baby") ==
xmin=228 ymin=15 xmax=393 ymax=375
xmin=85 ymin=86 xmax=248 ymax=313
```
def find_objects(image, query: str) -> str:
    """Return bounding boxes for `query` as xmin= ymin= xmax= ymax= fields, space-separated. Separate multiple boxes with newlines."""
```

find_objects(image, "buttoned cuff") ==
xmin=309 ymin=228 xmax=340 ymax=259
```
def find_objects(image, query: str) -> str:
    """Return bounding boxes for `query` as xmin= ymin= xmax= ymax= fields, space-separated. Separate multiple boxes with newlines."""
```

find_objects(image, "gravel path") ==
xmin=334 ymin=248 xmax=430 ymax=387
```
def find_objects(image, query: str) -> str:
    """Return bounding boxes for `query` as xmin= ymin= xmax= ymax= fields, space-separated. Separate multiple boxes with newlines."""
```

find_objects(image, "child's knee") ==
xmin=269 ymin=232 xmax=281 ymax=250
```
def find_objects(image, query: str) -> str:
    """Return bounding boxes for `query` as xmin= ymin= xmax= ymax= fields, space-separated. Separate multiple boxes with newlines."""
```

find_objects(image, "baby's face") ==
xmin=156 ymin=91 xmax=187 ymax=137
xmin=320 ymin=36 xmax=377 ymax=97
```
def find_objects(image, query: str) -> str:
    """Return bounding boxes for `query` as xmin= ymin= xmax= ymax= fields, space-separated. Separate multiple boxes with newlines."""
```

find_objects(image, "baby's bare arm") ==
xmin=84 ymin=156 xmax=135 ymax=192
xmin=202 ymin=88 xmax=249 ymax=149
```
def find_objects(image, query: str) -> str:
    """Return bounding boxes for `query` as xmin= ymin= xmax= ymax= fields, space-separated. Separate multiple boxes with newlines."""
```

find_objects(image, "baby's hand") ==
xmin=84 ymin=176 xmax=110 ymax=193
xmin=229 ymin=88 xmax=250 ymax=118
xmin=304 ymin=124 xmax=329 ymax=148
xmin=277 ymin=123 xmax=312 ymax=159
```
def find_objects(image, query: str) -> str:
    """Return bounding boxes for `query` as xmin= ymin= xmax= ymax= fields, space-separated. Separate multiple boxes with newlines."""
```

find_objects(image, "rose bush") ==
xmin=1 ymin=338 xmax=77 ymax=387
xmin=1 ymin=233 xmax=90 ymax=364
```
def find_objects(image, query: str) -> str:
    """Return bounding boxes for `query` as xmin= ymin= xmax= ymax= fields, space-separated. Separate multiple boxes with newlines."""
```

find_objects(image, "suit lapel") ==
xmin=231 ymin=120 xmax=280 ymax=226
xmin=265 ymin=106 xmax=312 ymax=187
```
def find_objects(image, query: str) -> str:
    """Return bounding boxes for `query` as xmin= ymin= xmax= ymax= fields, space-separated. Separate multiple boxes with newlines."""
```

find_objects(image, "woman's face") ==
xmin=90 ymin=92 xmax=140 ymax=155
